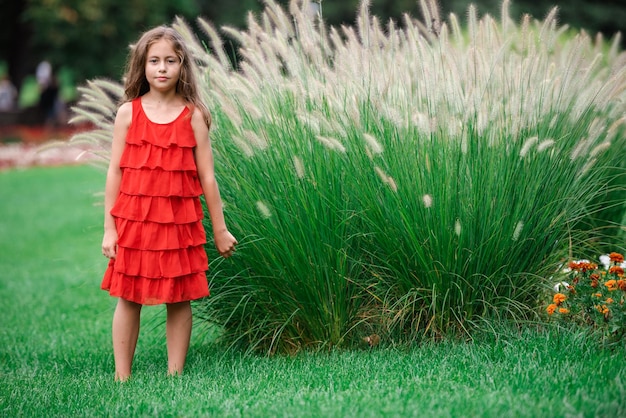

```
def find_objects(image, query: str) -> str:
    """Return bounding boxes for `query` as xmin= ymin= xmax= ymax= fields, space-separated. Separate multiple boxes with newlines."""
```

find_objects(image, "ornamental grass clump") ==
xmin=68 ymin=0 xmax=626 ymax=353
xmin=547 ymin=252 xmax=626 ymax=347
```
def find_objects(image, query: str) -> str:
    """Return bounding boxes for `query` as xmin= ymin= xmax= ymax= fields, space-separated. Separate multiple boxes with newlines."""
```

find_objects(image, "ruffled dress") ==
xmin=101 ymin=98 xmax=209 ymax=305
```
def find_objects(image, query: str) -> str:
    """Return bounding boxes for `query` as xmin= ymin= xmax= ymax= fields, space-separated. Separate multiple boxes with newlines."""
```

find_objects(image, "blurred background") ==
xmin=0 ymin=0 xmax=624 ymax=140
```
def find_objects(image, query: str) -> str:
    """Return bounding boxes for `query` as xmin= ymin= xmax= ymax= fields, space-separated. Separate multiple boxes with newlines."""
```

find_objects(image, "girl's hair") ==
xmin=122 ymin=25 xmax=211 ymax=127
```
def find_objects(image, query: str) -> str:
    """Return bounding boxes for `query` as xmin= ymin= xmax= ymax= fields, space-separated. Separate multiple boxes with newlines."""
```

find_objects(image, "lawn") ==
xmin=0 ymin=165 xmax=624 ymax=417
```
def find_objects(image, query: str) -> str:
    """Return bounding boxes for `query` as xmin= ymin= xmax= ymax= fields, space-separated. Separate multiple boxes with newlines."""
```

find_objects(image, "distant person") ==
xmin=0 ymin=75 xmax=18 ymax=111
xmin=38 ymin=73 xmax=61 ymax=127
xmin=100 ymin=25 xmax=238 ymax=382
xmin=36 ymin=60 xmax=52 ymax=89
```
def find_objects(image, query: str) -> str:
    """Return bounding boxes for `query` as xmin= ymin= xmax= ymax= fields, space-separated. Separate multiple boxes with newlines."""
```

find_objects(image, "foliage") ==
xmin=22 ymin=0 xmax=200 ymax=81
xmin=546 ymin=252 xmax=626 ymax=348
xmin=66 ymin=0 xmax=626 ymax=354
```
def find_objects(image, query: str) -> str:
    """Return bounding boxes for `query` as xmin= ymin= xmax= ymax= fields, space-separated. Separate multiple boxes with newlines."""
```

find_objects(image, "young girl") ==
xmin=100 ymin=25 xmax=237 ymax=382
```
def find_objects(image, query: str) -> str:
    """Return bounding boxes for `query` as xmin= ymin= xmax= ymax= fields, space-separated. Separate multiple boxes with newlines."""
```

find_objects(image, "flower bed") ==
xmin=548 ymin=252 xmax=626 ymax=347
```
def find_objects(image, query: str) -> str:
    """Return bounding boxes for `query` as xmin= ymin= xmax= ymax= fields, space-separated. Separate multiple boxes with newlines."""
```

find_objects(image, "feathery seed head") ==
xmin=589 ymin=141 xmax=611 ymax=158
xmin=512 ymin=220 xmax=524 ymax=241
xmin=363 ymin=133 xmax=384 ymax=155
xmin=422 ymin=194 xmax=433 ymax=208
xmin=256 ymin=200 xmax=272 ymax=218
xmin=316 ymin=135 xmax=347 ymax=153
xmin=242 ymin=129 xmax=269 ymax=150
xmin=374 ymin=166 xmax=398 ymax=192
xmin=537 ymin=139 xmax=555 ymax=153
xmin=519 ymin=136 xmax=538 ymax=158
xmin=293 ymin=156 xmax=305 ymax=179
xmin=232 ymin=134 xmax=255 ymax=158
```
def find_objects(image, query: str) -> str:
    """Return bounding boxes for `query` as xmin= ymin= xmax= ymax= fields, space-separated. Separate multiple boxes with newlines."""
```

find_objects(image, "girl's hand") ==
xmin=214 ymin=229 xmax=238 ymax=258
xmin=102 ymin=229 xmax=118 ymax=259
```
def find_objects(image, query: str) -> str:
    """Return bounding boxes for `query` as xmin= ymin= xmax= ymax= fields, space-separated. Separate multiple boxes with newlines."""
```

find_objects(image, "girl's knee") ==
xmin=166 ymin=301 xmax=191 ymax=311
xmin=117 ymin=298 xmax=143 ymax=311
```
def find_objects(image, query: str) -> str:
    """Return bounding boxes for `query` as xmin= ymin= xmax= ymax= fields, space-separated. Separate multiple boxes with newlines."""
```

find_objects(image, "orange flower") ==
xmin=609 ymin=252 xmax=624 ymax=264
xmin=606 ymin=298 xmax=614 ymax=304
xmin=605 ymin=280 xmax=617 ymax=291
xmin=596 ymin=305 xmax=609 ymax=315
xmin=617 ymin=279 xmax=626 ymax=291
xmin=569 ymin=261 xmax=598 ymax=272
xmin=547 ymin=304 xmax=557 ymax=315
xmin=558 ymin=308 xmax=569 ymax=314
xmin=553 ymin=293 xmax=566 ymax=305
xmin=593 ymin=293 xmax=603 ymax=298
xmin=590 ymin=273 xmax=600 ymax=280
xmin=609 ymin=266 xmax=624 ymax=277
xmin=591 ymin=278 xmax=599 ymax=288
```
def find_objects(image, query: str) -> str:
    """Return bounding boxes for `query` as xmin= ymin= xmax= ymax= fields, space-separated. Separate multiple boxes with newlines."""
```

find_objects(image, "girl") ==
xmin=101 ymin=25 xmax=237 ymax=382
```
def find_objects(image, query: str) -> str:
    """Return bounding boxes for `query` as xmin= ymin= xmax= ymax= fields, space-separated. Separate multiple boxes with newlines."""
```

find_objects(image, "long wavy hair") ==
xmin=122 ymin=25 xmax=211 ymax=127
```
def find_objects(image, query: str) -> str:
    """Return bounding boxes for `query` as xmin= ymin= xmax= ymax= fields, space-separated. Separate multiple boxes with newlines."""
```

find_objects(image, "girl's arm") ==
xmin=191 ymin=108 xmax=238 ymax=258
xmin=102 ymin=102 xmax=132 ymax=259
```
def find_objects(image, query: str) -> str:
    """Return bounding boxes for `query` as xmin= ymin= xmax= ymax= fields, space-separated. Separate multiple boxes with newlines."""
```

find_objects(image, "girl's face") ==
xmin=144 ymin=38 xmax=181 ymax=93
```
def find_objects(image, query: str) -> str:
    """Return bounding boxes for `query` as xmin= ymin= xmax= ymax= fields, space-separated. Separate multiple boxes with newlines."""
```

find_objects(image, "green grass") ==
xmin=0 ymin=165 xmax=625 ymax=417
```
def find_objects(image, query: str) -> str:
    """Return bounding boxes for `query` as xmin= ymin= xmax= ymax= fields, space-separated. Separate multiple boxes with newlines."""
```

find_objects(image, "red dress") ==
xmin=101 ymin=98 xmax=210 ymax=305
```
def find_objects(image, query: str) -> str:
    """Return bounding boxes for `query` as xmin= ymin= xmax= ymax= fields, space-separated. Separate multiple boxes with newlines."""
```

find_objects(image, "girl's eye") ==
xmin=168 ymin=59 xmax=177 ymax=64
xmin=149 ymin=59 xmax=158 ymax=64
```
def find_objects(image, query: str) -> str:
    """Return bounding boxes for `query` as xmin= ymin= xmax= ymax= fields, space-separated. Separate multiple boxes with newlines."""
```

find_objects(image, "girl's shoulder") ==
xmin=188 ymin=105 xmax=207 ymax=126
xmin=188 ymin=102 xmax=212 ymax=129
xmin=115 ymin=101 xmax=133 ymax=126
xmin=117 ymin=100 xmax=133 ymax=114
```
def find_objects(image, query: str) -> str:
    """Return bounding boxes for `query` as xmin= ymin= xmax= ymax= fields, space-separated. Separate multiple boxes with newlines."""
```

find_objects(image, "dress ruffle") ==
xmin=102 ymin=260 xmax=209 ymax=305
xmin=119 ymin=143 xmax=198 ymax=171
xmin=126 ymin=107 xmax=197 ymax=149
xmin=111 ymin=194 xmax=204 ymax=224
xmin=116 ymin=218 xmax=206 ymax=250
xmin=102 ymin=98 xmax=210 ymax=305
xmin=113 ymin=246 xmax=208 ymax=278
xmin=119 ymin=167 xmax=203 ymax=197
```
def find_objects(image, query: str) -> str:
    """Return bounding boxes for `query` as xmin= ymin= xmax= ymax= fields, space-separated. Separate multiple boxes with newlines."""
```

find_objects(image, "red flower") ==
xmin=569 ymin=261 xmax=598 ymax=272
xmin=609 ymin=266 xmax=624 ymax=277
xmin=609 ymin=252 xmax=624 ymax=264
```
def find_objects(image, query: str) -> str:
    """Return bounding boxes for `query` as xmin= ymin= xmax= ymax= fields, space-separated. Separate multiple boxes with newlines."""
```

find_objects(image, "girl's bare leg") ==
xmin=165 ymin=301 xmax=192 ymax=376
xmin=112 ymin=298 xmax=142 ymax=381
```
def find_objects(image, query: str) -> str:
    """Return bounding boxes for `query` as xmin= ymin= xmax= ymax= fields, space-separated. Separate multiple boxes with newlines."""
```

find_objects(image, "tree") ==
xmin=1 ymin=0 xmax=623 ymax=93
xmin=0 ymin=0 xmax=30 ymax=88
xmin=1 ymin=0 xmax=200 ymax=90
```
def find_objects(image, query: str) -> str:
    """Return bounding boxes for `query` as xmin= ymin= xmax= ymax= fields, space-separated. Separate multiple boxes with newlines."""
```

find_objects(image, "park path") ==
xmin=0 ymin=124 xmax=97 ymax=170
xmin=0 ymin=142 xmax=94 ymax=170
